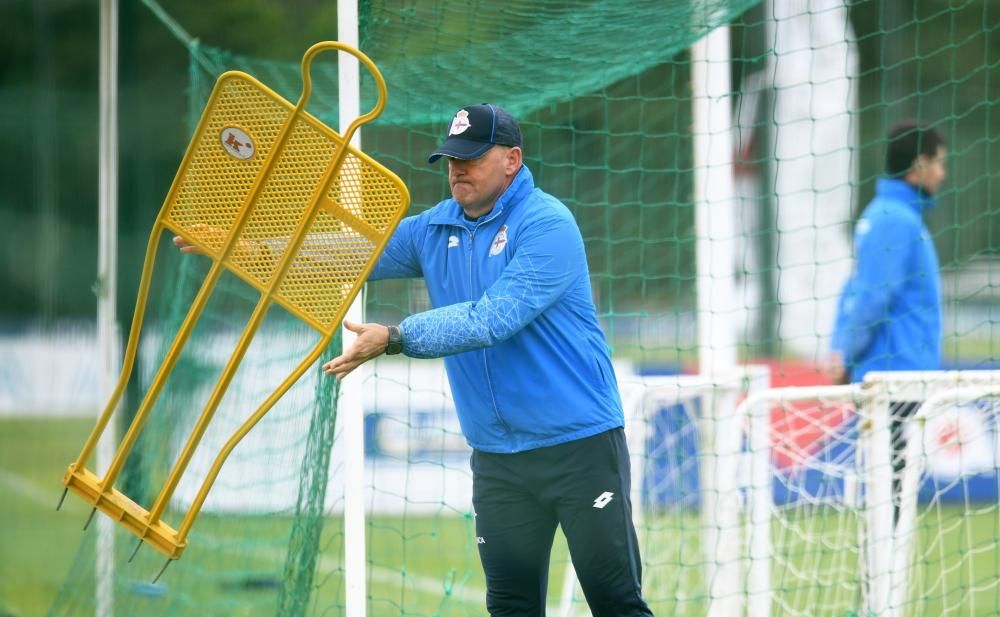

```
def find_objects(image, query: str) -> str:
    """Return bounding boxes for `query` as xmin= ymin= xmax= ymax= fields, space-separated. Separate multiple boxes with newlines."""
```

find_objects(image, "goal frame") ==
xmin=738 ymin=370 xmax=1000 ymax=617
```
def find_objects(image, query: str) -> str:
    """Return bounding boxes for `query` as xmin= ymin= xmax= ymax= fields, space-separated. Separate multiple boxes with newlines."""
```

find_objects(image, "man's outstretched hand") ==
xmin=323 ymin=320 xmax=391 ymax=380
xmin=172 ymin=234 xmax=204 ymax=255
xmin=173 ymin=228 xmax=383 ymax=379
xmin=172 ymin=224 xmax=264 ymax=259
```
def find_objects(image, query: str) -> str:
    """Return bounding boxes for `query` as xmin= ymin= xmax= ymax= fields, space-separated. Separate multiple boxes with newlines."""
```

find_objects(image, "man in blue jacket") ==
xmin=323 ymin=104 xmax=653 ymax=616
xmin=827 ymin=121 xmax=947 ymax=522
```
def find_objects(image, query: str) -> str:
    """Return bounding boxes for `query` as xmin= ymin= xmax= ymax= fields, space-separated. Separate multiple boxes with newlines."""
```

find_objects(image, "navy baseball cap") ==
xmin=427 ymin=104 xmax=522 ymax=163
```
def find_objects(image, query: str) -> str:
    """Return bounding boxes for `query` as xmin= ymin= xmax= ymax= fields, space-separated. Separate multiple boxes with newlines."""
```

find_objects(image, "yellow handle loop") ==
xmin=297 ymin=41 xmax=388 ymax=147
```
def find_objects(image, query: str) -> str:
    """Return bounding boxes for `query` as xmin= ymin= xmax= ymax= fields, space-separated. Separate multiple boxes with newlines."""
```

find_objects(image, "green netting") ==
xmin=48 ymin=245 xmax=344 ymax=616
xmin=186 ymin=0 xmax=758 ymax=127
xmin=37 ymin=0 xmax=1000 ymax=616
xmin=184 ymin=0 xmax=759 ymax=361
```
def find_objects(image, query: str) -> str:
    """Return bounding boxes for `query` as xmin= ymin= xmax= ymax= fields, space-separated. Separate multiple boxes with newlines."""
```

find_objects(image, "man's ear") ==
xmin=905 ymin=155 xmax=927 ymax=183
xmin=506 ymin=146 xmax=523 ymax=174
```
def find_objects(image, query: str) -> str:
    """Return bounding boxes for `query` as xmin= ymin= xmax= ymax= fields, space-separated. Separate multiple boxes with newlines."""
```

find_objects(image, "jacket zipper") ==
xmin=463 ymin=223 xmax=513 ymax=443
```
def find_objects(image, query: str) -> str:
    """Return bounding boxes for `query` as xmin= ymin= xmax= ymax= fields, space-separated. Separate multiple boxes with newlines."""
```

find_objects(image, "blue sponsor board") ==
xmin=359 ymin=358 xmax=1000 ymax=510
xmin=640 ymin=399 xmax=702 ymax=509
xmin=364 ymin=409 xmax=470 ymax=463
xmin=640 ymin=400 xmax=1000 ymax=509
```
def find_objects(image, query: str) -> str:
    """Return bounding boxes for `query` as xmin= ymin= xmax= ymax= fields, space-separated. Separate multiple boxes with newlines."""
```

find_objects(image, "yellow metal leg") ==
xmin=146 ymin=298 xmax=274 ymax=526
xmin=177 ymin=336 xmax=331 ymax=543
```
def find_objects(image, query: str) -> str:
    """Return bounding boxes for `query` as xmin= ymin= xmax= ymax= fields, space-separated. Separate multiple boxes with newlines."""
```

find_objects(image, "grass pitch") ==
xmin=2 ymin=416 xmax=998 ymax=616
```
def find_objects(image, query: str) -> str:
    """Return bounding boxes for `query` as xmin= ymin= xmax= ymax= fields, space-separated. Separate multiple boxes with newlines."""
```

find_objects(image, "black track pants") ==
xmin=471 ymin=428 xmax=654 ymax=617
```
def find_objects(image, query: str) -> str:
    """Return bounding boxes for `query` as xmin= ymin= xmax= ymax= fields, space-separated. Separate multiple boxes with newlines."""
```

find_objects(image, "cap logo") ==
xmin=449 ymin=109 xmax=472 ymax=136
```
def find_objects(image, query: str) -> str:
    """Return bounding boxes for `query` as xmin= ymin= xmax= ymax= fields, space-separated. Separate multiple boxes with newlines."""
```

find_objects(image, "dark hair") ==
xmin=886 ymin=121 xmax=946 ymax=177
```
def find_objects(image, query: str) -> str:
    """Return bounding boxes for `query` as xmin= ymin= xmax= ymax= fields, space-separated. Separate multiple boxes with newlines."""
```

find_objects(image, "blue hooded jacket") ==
xmin=369 ymin=165 xmax=624 ymax=453
xmin=831 ymin=178 xmax=942 ymax=382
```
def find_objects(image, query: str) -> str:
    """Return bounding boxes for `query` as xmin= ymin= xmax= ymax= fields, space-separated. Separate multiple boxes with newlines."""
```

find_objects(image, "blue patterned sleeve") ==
xmin=399 ymin=213 xmax=580 ymax=358
xmin=369 ymin=215 xmax=423 ymax=281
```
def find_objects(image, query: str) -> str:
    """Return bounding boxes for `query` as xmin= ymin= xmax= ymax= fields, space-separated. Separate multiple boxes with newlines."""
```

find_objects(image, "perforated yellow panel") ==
xmin=62 ymin=43 xmax=408 ymax=564
xmin=166 ymin=77 xmax=288 ymax=253
xmin=163 ymin=73 xmax=408 ymax=334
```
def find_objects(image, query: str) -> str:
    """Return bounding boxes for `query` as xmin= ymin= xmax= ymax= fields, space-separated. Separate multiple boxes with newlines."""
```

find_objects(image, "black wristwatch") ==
xmin=385 ymin=325 xmax=403 ymax=355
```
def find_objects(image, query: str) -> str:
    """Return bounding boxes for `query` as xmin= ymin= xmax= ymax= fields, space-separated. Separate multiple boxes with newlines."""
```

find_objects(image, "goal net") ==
xmin=44 ymin=0 xmax=1000 ymax=615
xmin=739 ymin=371 xmax=1000 ymax=617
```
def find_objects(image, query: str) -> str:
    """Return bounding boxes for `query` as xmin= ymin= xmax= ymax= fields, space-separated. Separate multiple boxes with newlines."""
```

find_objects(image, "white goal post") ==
xmin=739 ymin=370 xmax=1000 ymax=617
xmin=871 ymin=371 xmax=1000 ymax=617
xmin=557 ymin=369 xmax=1000 ymax=617
xmin=558 ymin=365 xmax=772 ymax=616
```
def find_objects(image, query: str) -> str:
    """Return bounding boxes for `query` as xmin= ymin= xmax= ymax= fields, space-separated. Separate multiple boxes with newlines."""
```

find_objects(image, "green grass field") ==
xmin=0 ymin=417 xmax=571 ymax=617
xmin=2 ymin=416 xmax=998 ymax=616
xmin=1 ymin=417 xmax=99 ymax=617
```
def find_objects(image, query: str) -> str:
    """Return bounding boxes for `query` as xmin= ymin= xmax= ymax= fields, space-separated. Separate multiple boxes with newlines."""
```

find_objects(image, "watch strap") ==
xmin=385 ymin=324 xmax=403 ymax=355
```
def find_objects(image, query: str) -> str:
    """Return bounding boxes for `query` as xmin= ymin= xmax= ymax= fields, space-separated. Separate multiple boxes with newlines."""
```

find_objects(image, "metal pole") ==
xmin=337 ymin=1 xmax=367 ymax=614
xmin=692 ymin=24 xmax=741 ymax=617
xmin=97 ymin=0 xmax=120 ymax=615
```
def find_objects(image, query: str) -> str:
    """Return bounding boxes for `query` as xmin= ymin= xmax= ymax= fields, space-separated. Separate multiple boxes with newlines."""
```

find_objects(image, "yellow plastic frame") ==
xmin=62 ymin=42 xmax=410 ymax=562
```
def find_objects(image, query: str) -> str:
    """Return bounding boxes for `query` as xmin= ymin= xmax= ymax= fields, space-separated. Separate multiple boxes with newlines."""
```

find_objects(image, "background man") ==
xmin=827 ymin=121 xmax=947 ymax=522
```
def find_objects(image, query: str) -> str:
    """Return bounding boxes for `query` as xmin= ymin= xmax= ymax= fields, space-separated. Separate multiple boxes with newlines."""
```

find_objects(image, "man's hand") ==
xmin=322 ymin=320 xmax=391 ymax=380
xmin=823 ymin=350 xmax=849 ymax=385
xmin=172 ymin=224 xmax=265 ymax=260
xmin=172 ymin=234 xmax=204 ymax=254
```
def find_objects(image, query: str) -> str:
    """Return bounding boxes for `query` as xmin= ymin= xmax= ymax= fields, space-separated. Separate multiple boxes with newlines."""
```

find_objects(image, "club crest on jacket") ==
xmin=489 ymin=225 xmax=508 ymax=256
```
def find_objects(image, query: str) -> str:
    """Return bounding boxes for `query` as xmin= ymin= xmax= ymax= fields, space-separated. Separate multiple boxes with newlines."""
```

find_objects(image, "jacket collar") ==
xmin=875 ymin=177 xmax=936 ymax=212
xmin=429 ymin=165 xmax=534 ymax=226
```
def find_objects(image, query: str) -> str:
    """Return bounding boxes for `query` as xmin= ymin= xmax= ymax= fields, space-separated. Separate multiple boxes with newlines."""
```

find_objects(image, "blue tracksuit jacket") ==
xmin=831 ymin=178 xmax=942 ymax=382
xmin=369 ymin=165 xmax=624 ymax=453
